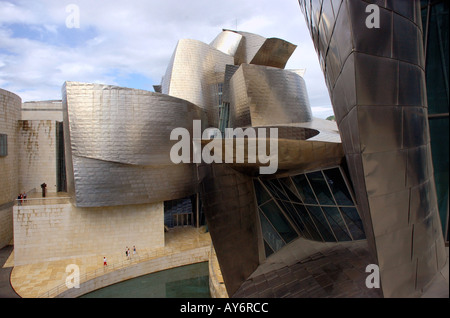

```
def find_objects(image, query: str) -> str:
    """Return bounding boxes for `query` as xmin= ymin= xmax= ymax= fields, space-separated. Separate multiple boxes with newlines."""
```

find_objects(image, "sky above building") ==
xmin=0 ymin=0 xmax=334 ymax=118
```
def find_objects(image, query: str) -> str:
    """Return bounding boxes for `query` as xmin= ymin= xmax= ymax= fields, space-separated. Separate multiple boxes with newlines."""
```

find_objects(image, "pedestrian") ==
xmin=17 ymin=193 xmax=22 ymax=206
xmin=125 ymin=247 xmax=128 ymax=259
xmin=133 ymin=245 xmax=137 ymax=257
xmin=128 ymin=247 xmax=131 ymax=259
xmin=103 ymin=256 xmax=107 ymax=267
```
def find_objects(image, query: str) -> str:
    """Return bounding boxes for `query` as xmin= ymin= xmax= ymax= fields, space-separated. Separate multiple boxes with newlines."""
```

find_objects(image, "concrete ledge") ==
xmin=208 ymin=244 xmax=228 ymax=298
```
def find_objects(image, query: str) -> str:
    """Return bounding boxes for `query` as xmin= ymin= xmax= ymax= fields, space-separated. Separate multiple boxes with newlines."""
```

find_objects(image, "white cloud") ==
xmin=0 ymin=0 xmax=333 ymax=118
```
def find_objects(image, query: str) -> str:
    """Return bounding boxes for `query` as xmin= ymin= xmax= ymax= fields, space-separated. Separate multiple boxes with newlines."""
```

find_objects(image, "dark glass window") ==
xmin=323 ymin=168 xmax=354 ymax=206
xmin=259 ymin=210 xmax=286 ymax=252
xmin=278 ymin=177 xmax=302 ymax=203
xmin=262 ymin=179 xmax=289 ymax=201
xmin=422 ymin=0 xmax=449 ymax=242
xmin=340 ymin=207 xmax=366 ymax=240
xmin=322 ymin=207 xmax=352 ymax=241
xmin=305 ymin=205 xmax=336 ymax=242
xmin=429 ymin=117 xmax=449 ymax=236
xmin=254 ymin=166 xmax=366 ymax=259
xmin=293 ymin=204 xmax=322 ymax=241
xmin=291 ymin=174 xmax=318 ymax=204
xmin=253 ymin=179 xmax=272 ymax=205
xmin=0 ymin=134 xmax=7 ymax=157
xmin=306 ymin=171 xmax=335 ymax=205
xmin=259 ymin=200 xmax=298 ymax=244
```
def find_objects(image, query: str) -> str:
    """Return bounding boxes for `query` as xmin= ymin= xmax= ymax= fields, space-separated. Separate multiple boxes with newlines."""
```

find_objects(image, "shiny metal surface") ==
xmin=63 ymin=81 xmax=207 ymax=207
xmin=299 ymin=0 xmax=447 ymax=297
xmin=197 ymin=163 xmax=260 ymax=296
xmin=161 ymin=39 xmax=234 ymax=127
xmin=230 ymin=30 xmax=297 ymax=69
xmin=227 ymin=64 xmax=313 ymax=127
xmin=210 ymin=30 xmax=243 ymax=57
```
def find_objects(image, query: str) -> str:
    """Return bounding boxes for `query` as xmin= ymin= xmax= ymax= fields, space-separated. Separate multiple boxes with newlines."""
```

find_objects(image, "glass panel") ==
xmin=291 ymin=174 xmax=318 ymax=204
xmin=259 ymin=210 xmax=285 ymax=252
xmin=306 ymin=171 xmax=335 ymax=205
xmin=425 ymin=2 xmax=449 ymax=114
xmin=268 ymin=179 xmax=290 ymax=201
xmin=263 ymin=239 xmax=274 ymax=258
xmin=0 ymin=134 xmax=7 ymax=157
xmin=322 ymin=168 xmax=355 ymax=206
xmin=276 ymin=199 xmax=306 ymax=236
xmin=305 ymin=205 xmax=336 ymax=242
xmin=429 ymin=117 xmax=449 ymax=236
xmin=260 ymin=200 xmax=298 ymax=244
xmin=340 ymin=207 xmax=366 ymax=240
xmin=262 ymin=179 xmax=289 ymax=201
xmin=253 ymin=179 xmax=272 ymax=206
xmin=292 ymin=203 xmax=323 ymax=241
xmin=322 ymin=207 xmax=352 ymax=241
xmin=278 ymin=177 xmax=302 ymax=203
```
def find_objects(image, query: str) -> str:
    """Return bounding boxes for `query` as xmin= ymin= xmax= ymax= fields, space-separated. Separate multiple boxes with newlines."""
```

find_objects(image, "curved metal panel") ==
xmin=62 ymin=81 xmax=207 ymax=207
xmin=226 ymin=30 xmax=297 ymax=69
xmin=197 ymin=163 xmax=260 ymax=296
xmin=249 ymin=38 xmax=297 ymax=69
xmin=228 ymin=64 xmax=313 ymax=127
xmin=210 ymin=30 xmax=243 ymax=57
xmin=161 ymin=39 xmax=234 ymax=127
xmin=299 ymin=0 xmax=447 ymax=297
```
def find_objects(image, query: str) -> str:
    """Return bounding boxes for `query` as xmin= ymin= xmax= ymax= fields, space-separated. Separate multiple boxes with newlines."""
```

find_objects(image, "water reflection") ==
xmin=80 ymin=262 xmax=210 ymax=298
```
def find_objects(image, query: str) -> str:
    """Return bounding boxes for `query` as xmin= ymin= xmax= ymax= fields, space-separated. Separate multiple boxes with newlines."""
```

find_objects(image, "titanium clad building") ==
xmin=1 ymin=3 xmax=447 ymax=298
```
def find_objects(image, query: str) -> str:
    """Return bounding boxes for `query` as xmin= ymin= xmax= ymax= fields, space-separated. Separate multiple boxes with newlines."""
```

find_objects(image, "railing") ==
xmin=15 ymin=196 xmax=71 ymax=206
xmin=37 ymin=248 xmax=169 ymax=298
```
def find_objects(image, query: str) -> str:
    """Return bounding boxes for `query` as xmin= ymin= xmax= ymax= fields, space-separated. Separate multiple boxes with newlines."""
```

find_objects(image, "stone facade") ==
xmin=18 ymin=120 xmax=58 ymax=194
xmin=0 ymin=88 xmax=21 ymax=248
xmin=13 ymin=201 xmax=164 ymax=266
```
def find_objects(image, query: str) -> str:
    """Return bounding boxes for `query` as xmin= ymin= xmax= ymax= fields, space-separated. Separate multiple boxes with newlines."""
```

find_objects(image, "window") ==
xmin=0 ymin=134 xmax=7 ymax=157
xmin=254 ymin=166 xmax=366 ymax=259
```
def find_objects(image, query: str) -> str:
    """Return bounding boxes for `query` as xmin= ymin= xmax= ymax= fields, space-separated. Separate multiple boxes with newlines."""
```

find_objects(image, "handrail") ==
xmin=15 ymin=196 xmax=71 ymax=206
xmin=37 ymin=250 xmax=155 ymax=298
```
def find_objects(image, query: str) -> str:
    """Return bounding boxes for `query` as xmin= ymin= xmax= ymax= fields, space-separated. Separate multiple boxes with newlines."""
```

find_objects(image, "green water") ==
xmin=79 ymin=262 xmax=210 ymax=298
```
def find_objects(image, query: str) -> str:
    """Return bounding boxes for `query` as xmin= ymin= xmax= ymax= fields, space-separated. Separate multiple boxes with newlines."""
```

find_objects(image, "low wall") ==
xmin=209 ymin=244 xmax=229 ymax=298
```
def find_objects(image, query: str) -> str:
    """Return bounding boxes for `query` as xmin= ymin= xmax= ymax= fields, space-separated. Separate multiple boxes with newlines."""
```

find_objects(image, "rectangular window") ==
xmin=0 ymin=134 xmax=7 ymax=157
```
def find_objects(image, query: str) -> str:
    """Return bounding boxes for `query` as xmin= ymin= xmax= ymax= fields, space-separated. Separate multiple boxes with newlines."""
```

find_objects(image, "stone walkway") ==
xmin=233 ymin=239 xmax=449 ymax=298
xmin=3 ymin=226 xmax=211 ymax=298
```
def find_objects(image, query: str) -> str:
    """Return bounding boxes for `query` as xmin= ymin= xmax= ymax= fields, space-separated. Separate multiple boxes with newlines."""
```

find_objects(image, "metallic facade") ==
xmin=227 ymin=64 xmax=313 ymax=127
xmin=63 ymin=81 xmax=207 ymax=207
xmin=298 ymin=0 xmax=447 ymax=297
xmin=57 ymin=23 xmax=446 ymax=298
xmin=161 ymin=39 xmax=234 ymax=127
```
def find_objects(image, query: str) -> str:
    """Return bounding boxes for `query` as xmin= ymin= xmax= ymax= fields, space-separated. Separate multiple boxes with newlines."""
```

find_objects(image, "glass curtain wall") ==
xmin=421 ymin=0 xmax=449 ymax=242
xmin=254 ymin=166 xmax=366 ymax=257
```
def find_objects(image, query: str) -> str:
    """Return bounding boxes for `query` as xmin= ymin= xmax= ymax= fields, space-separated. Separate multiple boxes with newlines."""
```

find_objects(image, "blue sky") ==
xmin=0 ymin=0 xmax=334 ymax=118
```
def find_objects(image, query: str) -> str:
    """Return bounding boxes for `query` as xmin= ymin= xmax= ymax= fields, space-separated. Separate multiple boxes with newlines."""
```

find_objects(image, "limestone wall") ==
xmin=18 ymin=120 xmax=58 ymax=193
xmin=0 ymin=88 xmax=21 ymax=248
xmin=13 ymin=202 xmax=164 ymax=266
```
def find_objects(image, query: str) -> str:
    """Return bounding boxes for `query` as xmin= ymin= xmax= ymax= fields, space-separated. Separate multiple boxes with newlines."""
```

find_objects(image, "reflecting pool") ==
xmin=80 ymin=262 xmax=210 ymax=298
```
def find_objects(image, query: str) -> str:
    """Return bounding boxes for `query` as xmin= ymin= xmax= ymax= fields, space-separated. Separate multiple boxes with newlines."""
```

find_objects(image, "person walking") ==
xmin=103 ymin=256 xmax=107 ymax=267
xmin=133 ymin=246 xmax=137 ymax=257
